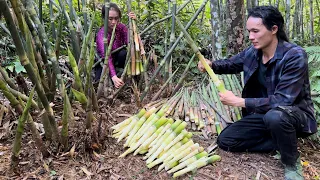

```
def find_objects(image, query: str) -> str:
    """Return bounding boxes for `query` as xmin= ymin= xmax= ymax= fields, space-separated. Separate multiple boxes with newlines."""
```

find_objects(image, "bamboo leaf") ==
xmin=71 ymin=88 xmax=88 ymax=104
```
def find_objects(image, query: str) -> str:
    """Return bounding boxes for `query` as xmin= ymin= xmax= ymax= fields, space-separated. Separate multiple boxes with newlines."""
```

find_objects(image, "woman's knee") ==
xmin=115 ymin=49 xmax=127 ymax=68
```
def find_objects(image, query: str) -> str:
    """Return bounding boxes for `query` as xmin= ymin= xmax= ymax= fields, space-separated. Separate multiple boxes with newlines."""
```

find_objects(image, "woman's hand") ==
xmin=128 ymin=12 xmax=137 ymax=20
xmin=197 ymin=59 xmax=212 ymax=72
xmin=111 ymin=76 xmax=124 ymax=88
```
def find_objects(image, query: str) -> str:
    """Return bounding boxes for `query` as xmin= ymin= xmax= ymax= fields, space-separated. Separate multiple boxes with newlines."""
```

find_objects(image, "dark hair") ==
xmin=248 ymin=6 xmax=289 ymax=42
xmin=102 ymin=3 xmax=122 ymax=19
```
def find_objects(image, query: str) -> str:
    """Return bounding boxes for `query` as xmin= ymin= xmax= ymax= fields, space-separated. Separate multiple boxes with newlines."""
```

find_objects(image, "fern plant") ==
xmin=305 ymin=46 xmax=320 ymax=141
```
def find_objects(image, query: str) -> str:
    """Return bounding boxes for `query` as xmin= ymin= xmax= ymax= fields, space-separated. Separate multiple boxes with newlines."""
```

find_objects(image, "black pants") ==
xmin=217 ymin=106 xmax=308 ymax=166
xmin=94 ymin=49 xmax=127 ymax=81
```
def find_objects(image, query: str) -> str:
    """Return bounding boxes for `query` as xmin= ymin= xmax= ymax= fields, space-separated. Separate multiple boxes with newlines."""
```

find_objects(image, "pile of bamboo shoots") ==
xmin=112 ymin=105 xmax=221 ymax=178
xmin=137 ymin=73 xmax=243 ymax=138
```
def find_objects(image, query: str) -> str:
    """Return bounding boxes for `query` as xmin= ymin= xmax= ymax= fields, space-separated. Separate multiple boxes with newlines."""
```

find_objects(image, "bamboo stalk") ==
xmin=183 ymin=89 xmax=190 ymax=122
xmin=0 ymin=66 xmax=18 ymax=91
xmin=55 ymin=15 xmax=63 ymax=59
xmin=107 ymin=43 xmax=132 ymax=100
xmin=82 ymin=0 xmax=88 ymax=34
xmin=86 ymin=83 xmax=93 ymax=129
xmin=176 ymin=17 xmax=225 ymax=93
xmin=78 ymin=12 xmax=95 ymax=75
xmin=171 ymin=54 xmax=195 ymax=95
xmin=1 ymin=1 xmax=60 ymax=142
xmin=11 ymin=88 xmax=35 ymax=167
xmin=227 ymin=75 xmax=241 ymax=120
xmin=138 ymin=35 xmax=149 ymax=88
xmin=39 ymin=0 xmax=43 ymax=22
xmin=152 ymin=68 xmax=179 ymax=101
xmin=92 ymin=45 xmax=127 ymax=68
xmin=140 ymin=0 xmax=191 ymax=35
xmin=24 ymin=11 xmax=53 ymax=92
xmin=26 ymin=0 xmax=69 ymax=99
xmin=49 ymin=0 xmax=56 ymax=39
xmin=97 ymin=25 xmax=116 ymax=98
xmin=166 ymin=0 xmax=177 ymax=90
xmin=164 ymin=0 xmax=170 ymax=55
xmin=209 ymin=82 xmax=231 ymax=125
xmin=61 ymin=92 xmax=69 ymax=149
xmin=140 ymin=0 xmax=208 ymax=101
xmin=68 ymin=45 xmax=83 ymax=92
xmin=103 ymin=0 xmax=110 ymax=55
xmin=58 ymin=0 xmax=81 ymax=61
xmin=7 ymin=86 xmax=38 ymax=109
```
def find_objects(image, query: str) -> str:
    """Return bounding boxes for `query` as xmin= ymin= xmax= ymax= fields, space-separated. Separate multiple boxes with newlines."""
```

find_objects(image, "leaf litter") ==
xmin=0 ymin=89 xmax=319 ymax=180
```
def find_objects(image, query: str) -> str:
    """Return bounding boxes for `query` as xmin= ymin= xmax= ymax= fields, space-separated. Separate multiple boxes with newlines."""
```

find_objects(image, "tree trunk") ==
xmin=292 ymin=0 xmax=301 ymax=38
xmin=226 ymin=0 xmax=245 ymax=56
xmin=316 ymin=0 xmax=320 ymax=42
xmin=210 ymin=0 xmax=223 ymax=59
xmin=300 ymin=0 xmax=305 ymax=40
xmin=309 ymin=0 xmax=315 ymax=43
xmin=285 ymin=0 xmax=291 ymax=40
xmin=247 ymin=0 xmax=251 ymax=9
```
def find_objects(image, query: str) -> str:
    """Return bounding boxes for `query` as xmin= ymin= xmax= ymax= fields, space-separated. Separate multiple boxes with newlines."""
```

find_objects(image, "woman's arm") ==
xmin=96 ymin=27 xmax=105 ymax=58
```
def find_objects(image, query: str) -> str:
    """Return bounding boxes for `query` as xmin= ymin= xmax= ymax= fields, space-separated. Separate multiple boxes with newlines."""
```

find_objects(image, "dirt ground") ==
xmin=0 ymin=90 xmax=319 ymax=180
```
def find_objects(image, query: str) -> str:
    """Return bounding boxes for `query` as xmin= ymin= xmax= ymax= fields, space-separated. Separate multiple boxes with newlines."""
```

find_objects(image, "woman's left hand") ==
xmin=128 ymin=12 xmax=136 ymax=20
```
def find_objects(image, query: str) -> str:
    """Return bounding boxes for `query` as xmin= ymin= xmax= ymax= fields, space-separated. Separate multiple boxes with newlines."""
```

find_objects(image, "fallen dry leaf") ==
xmin=43 ymin=162 xmax=50 ymax=172
xmin=93 ymin=151 xmax=101 ymax=159
xmin=81 ymin=167 xmax=93 ymax=176
xmin=69 ymin=144 xmax=76 ymax=158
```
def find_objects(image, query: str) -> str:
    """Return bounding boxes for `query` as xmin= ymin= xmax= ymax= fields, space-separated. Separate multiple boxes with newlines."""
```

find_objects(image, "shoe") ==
xmin=284 ymin=156 xmax=304 ymax=180
xmin=272 ymin=151 xmax=281 ymax=160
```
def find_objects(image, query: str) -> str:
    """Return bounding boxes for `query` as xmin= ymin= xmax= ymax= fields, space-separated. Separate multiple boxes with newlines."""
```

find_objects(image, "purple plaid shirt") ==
xmin=96 ymin=23 xmax=128 ymax=77
xmin=212 ymin=41 xmax=317 ymax=134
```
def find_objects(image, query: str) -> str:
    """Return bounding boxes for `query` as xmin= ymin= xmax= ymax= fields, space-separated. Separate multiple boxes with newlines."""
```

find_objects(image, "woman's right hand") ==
xmin=197 ymin=59 xmax=212 ymax=72
xmin=128 ymin=12 xmax=136 ymax=20
xmin=112 ymin=76 xmax=124 ymax=88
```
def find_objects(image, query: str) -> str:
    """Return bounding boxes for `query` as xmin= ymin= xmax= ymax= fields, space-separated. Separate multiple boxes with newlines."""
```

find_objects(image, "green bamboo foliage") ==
xmin=1 ymin=0 xmax=60 ymax=142
xmin=58 ymin=0 xmax=81 ymax=61
xmin=11 ymin=88 xmax=35 ymax=167
xmin=140 ymin=0 xmax=209 ymax=101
